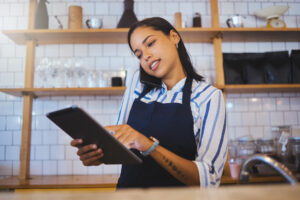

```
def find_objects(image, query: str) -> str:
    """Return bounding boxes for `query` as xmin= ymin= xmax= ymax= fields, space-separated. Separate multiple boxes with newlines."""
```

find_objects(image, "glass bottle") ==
xmin=193 ymin=13 xmax=202 ymax=27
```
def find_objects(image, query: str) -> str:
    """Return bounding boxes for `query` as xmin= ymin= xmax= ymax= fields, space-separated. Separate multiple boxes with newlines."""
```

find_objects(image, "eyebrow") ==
xmin=133 ymin=35 xmax=154 ymax=55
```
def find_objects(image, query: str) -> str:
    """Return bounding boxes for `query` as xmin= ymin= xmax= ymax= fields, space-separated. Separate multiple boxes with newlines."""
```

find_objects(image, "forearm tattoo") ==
xmin=162 ymin=155 xmax=188 ymax=181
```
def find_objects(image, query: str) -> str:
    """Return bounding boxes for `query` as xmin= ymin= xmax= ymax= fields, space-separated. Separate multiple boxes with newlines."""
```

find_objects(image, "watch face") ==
xmin=269 ymin=19 xmax=286 ymax=28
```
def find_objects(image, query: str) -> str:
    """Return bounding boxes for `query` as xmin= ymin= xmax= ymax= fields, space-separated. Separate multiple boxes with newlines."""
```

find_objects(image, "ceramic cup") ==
xmin=226 ymin=15 xmax=245 ymax=28
xmin=86 ymin=18 xmax=103 ymax=29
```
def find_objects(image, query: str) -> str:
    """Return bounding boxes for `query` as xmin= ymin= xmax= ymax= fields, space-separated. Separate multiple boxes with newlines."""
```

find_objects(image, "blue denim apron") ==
xmin=117 ymin=77 xmax=197 ymax=188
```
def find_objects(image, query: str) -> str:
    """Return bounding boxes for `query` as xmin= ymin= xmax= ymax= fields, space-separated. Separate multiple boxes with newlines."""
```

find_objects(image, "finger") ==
xmin=105 ymin=125 xmax=122 ymax=132
xmin=91 ymin=153 xmax=104 ymax=165
xmin=70 ymin=139 xmax=83 ymax=147
xmin=111 ymin=125 xmax=130 ymax=138
xmin=80 ymin=148 xmax=103 ymax=161
xmin=122 ymin=135 xmax=136 ymax=149
xmin=77 ymin=144 xmax=98 ymax=156
xmin=115 ymin=131 xmax=131 ymax=143
xmin=82 ymin=152 xmax=104 ymax=166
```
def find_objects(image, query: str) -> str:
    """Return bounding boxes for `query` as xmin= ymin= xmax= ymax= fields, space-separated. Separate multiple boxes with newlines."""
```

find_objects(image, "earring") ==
xmin=176 ymin=43 xmax=178 ymax=48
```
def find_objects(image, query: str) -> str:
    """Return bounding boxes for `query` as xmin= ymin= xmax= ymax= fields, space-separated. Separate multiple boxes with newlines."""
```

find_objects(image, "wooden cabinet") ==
xmin=0 ymin=0 xmax=300 ymax=182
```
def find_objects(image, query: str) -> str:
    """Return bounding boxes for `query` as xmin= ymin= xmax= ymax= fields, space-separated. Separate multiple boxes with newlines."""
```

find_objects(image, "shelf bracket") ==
xmin=214 ymin=31 xmax=223 ymax=39
xmin=21 ymin=91 xmax=37 ymax=99
xmin=21 ymin=91 xmax=30 ymax=96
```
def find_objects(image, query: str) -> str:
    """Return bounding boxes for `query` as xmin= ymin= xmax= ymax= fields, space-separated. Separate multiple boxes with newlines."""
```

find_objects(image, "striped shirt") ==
xmin=116 ymin=68 xmax=228 ymax=187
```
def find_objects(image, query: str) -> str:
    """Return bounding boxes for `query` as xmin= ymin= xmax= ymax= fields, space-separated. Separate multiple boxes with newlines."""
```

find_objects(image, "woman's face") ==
xmin=130 ymin=27 xmax=183 ymax=80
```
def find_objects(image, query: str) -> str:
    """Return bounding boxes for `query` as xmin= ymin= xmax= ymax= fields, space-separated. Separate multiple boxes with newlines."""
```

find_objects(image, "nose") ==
xmin=142 ymin=50 xmax=152 ymax=62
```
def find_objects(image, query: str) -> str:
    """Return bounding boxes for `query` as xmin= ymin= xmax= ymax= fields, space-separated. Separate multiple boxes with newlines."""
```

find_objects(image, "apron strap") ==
xmin=182 ymin=77 xmax=193 ymax=106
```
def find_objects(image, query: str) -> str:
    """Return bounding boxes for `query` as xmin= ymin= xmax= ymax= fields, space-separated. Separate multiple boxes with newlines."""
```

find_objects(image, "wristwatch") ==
xmin=141 ymin=136 xmax=159 ymax=156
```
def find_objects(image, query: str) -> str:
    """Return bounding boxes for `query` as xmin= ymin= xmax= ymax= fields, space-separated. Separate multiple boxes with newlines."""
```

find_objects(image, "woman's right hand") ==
xmin=70 ymin=139 xmax=104 ymax=166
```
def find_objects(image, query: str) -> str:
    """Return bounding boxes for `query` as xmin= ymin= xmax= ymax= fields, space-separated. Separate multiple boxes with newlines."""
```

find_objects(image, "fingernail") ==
xmin=109 ymin=131 xmax=115 ymax=135
xmin=92 ymin=144 xmax=97 ymax=149
xmin=97 ymin=149 xmax=102 ymax=153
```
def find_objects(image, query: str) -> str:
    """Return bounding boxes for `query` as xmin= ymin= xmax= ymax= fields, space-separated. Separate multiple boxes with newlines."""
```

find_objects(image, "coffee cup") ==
xmin=86 ymin=18 xmax=102 ymax=29
xmin=226 ymin=14 xmax=245 ymax=28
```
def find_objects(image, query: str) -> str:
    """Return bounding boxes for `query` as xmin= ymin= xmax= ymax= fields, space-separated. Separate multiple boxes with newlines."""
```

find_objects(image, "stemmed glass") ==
xmin=88 ymin=69 xmax=99 ymax=88
xmin=64 ymin=58 xmax=74 ymax=88
xmin=41 ymin=57 xmax=52 ymax=88
xmin=74 ymin=58 xmax=87 ymax=87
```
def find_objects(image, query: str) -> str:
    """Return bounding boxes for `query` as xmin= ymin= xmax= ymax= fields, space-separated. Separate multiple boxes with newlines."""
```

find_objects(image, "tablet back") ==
xmin=47 ymin=106 xmax=142 ymax=165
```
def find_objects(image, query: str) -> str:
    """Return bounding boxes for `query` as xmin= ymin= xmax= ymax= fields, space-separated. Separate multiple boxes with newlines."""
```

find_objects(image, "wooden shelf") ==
xmin=3 ymin=28 xmax=299 ymax=45
xmin=177 ymin=28 xmax=218 ymax=42
xmin=0 ymin=87 xmax=126 ymax=97
xmin=1 ymin=84 xmax=298 ymax=97
xmin=220 ymin=27 xmax=300 ymax=42
xmin=2 ymin=29 xmax=129 ymax=45
xmin=223 ymin=84 xmax=300 ymax=93
xmin=2 ymin=28 xmax=219 ymax=45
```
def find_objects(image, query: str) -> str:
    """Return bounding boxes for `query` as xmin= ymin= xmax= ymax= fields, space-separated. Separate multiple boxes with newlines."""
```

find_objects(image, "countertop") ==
xmin=1 ymin=174 xmax=298 ymax=189
xmin=1 ymin=174 xmax=299 ymax=189
xmin=0 ymin=184 xmax=299 ymax=200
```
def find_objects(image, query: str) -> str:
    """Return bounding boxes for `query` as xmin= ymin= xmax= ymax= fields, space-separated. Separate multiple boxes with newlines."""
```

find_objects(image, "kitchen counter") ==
xmin=0 ymin=174 xmax=299 ymax=190
xmin=0 ymin=175 xmax=119 ymax=189
xmin=0 ymin=184 xmax=299 ymax=200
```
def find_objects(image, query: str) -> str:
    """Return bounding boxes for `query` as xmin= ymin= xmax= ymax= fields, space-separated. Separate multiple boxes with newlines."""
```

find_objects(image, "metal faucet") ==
xmin=239 ymin=154 xmax=298 ymax=185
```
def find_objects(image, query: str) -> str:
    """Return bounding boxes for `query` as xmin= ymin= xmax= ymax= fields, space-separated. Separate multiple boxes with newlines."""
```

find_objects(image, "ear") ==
xmin=169 ymin=29 xmax=181 ymax=45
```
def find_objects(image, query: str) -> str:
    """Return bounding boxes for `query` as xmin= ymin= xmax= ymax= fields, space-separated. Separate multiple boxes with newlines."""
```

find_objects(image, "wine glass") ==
xmin=64 ymin=58 xmax=74 ymax=88
xmin=88 ymin=69 xmax=99 ymax=88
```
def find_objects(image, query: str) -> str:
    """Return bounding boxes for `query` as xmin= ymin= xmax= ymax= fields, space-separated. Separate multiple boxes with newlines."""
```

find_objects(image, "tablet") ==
xmin=46 ymin=106 xmax=142 ymax=165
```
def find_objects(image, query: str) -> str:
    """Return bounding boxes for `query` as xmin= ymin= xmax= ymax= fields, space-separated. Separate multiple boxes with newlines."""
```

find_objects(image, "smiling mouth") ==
xmin=150 ymin=59 xmax=160 ymax=71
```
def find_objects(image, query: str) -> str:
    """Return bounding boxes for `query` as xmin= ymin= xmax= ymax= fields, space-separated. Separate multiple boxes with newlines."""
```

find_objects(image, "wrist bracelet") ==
xmin=141 ymin=137 xmax=159 ymax=156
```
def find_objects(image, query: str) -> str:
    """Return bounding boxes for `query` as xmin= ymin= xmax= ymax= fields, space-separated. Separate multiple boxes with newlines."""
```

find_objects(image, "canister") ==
xmin=68 ymin=6 xmax=82 ymax=29
xmin=290 ymin=137 xmax=300 ymax=172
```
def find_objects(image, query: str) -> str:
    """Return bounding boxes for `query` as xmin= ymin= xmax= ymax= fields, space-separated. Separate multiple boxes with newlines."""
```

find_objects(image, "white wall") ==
xmin=0 ymin=0 xmax=299 ymax=179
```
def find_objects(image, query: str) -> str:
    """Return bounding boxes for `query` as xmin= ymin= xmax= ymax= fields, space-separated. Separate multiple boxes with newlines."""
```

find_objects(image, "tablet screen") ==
xmin=46 ymin=106 xmax=142 ymax=165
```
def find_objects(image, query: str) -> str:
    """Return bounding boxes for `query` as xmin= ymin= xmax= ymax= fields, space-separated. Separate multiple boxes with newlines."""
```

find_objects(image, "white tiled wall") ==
xmin=0 ymin=0 xmax=300 ymax=178
xmin=226 ymin=93 xmax=300 ymax=139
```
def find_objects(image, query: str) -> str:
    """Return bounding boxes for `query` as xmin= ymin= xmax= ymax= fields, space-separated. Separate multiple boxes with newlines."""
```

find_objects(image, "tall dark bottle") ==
xmin=34 ymin=0 xmax=49 ymax=29
xmin=193 ymin=13 xmax=202 ymax=27
xmin=117 ymin=0 xmax=138 ymax=28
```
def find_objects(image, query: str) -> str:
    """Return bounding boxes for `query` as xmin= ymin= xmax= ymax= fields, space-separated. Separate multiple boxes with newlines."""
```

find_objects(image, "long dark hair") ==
xmin=127 ymin=17 xmax=204 ymax=88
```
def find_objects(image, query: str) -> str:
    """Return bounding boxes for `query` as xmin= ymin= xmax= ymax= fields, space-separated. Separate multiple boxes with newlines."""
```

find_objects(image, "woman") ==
xmin=71 ymin=17 xmax=228 ymax=188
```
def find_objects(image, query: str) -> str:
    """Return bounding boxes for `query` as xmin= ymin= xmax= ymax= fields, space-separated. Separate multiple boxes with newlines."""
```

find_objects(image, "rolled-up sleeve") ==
xmin=193 ymin=90 xmax=228 ymax=187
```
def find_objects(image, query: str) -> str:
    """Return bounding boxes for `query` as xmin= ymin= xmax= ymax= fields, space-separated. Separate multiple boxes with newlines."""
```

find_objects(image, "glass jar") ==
xmin=237 ymin=136 xmax=257 ymax=162
xmin=228 ymin=139 xmax=243 ymax=179
xmin=256 ymin=138 xmax=276 ymax=157
xmin=229 ymin=139 xmax=239 ymax=159
xmin=290 ymin=137 xmax=300 ymax=173
xmin=272 ymin=126 xmax=291 ymax=164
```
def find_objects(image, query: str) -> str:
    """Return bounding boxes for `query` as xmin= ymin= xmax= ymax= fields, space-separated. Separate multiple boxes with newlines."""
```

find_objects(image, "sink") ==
xmin=239 ymin=154 xmax=298 ymax=185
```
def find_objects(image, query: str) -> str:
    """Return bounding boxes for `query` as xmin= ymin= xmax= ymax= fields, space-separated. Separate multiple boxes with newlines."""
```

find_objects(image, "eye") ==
xmin=148 ymin=40 xmax=156 ymax=47
xmin=134 ymin=50 xmax=142 ymax=59
xmin=136 ymin=53 xmax=142 ymax=59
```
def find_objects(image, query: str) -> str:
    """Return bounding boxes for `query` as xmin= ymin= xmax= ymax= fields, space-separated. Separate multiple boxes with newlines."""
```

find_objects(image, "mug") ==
xmin=86 ymin=18 xmax=102 ymax=29
xmin=111 ymin=77 xmax=123 ymax=87
xmin=226 ymin=15 xmax=245 ymax=28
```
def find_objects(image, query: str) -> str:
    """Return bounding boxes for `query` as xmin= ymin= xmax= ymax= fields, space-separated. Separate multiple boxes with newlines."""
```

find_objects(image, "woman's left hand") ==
xmin=105 ymin=124 xmax=153 ymax=152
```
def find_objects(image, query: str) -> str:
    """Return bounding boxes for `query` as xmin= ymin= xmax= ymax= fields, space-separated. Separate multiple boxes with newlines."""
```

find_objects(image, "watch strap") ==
xmin=141 ymin=137 xmax=159 ymax=156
